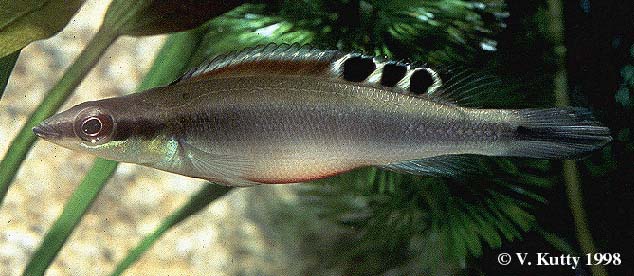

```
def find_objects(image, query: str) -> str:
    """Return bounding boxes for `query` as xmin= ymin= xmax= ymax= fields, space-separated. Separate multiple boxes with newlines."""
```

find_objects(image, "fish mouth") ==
xmin=33 ymin=123 xmax=61 ymax=140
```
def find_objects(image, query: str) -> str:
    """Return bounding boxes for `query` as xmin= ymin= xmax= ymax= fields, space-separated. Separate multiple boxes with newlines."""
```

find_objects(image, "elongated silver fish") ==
xmin=33 ymin=44 xmax=611 ymax=186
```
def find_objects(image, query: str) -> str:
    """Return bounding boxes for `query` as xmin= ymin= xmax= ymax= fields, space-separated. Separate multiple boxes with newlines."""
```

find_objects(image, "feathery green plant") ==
xmin=299 ymin=158 xmax=552 ymax=274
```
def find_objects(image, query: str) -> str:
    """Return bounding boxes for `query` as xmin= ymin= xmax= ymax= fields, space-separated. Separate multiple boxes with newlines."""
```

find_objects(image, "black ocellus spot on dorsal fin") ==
xmin=380 ymin=63 xmax=407 ymax=87
xmin=342 ymin=55 xmax=375 ymax=82
xmin=409 ymin=69 xmax=434 ymax=94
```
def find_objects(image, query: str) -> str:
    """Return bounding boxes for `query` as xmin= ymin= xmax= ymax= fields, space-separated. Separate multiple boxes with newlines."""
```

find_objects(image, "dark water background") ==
xmin=478 ymin=1 xmax=633 ymax=275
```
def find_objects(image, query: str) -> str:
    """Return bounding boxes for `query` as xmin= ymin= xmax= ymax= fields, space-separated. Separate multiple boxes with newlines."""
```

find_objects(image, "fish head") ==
xmin=33 ymin=97 xmax=170 ymax=164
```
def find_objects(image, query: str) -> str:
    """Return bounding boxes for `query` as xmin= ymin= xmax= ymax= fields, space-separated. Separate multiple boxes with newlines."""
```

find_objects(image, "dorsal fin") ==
xmin=172 ymin=43 xmax=501 ymax=108
xmin=424 ymin=66 xmax=501 ymax=107
xmin=174 ymin=43 xmax=344 ymax=83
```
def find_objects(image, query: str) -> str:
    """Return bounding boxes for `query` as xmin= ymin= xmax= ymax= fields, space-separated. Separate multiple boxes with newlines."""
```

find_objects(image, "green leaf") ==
xmin=0 ymin=0 xmax=84 ymax=58
xmin=447 ymin=204 xmax=468 ymax=263
xmin=110 ymin=184 xmax=232 ymax=276
xmin=103 ymin=0 xmax=245 ymax=37
xmin=463 ymin=203 xmax=502 ymax=249
xmin=0 ymin=50 xmax=19 ymax=99
xmin=0 ymin=28 xmax=118 ymax=205
xmin=458 ymin=207 xmax=483 ymax=257
xmin=1 ymin=0 xmax=227 ymax=203
xmin=136 ymin=29 xmax=207 ymax=90
xmin=22 ymin=158 xmax=118 ymax=276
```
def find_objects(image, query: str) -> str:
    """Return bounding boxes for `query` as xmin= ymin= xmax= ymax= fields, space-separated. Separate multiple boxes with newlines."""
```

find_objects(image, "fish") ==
xmin=32 ymin=44 xmax=612 ymax=187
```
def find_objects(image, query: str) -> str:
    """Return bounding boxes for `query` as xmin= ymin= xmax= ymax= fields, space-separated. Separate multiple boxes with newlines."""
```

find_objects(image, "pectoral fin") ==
xmin=178 ymin=139 xmax=260 ymax=187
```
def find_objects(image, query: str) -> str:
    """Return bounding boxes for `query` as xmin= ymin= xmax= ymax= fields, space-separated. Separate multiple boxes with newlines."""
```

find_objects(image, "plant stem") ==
xmin=110 ymin=184 xmax=232 ymax=276
xmin=0 ymin=28 xmax=118 ymax=204
xmin=547 ymin=1 xmax=606 ymax=276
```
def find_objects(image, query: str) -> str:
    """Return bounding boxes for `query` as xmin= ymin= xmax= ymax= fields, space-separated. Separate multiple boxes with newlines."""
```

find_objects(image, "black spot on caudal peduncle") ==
xmin=409 ymin=69 xmax=434 ymax=94
xmin=380 ymin=63 xmax=407 ymax=87
xmin=342 ymin=56 xmax=375 ymax=82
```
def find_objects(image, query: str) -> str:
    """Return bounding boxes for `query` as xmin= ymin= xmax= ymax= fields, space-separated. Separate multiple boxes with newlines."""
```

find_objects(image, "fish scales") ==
xmin=33 ymin=44 xmax=612 ymax=186
xmin=148 ymin=75 xmax=506 ymax=155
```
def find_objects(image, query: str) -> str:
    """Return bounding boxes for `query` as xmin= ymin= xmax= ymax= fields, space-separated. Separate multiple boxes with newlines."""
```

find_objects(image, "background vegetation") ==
xmin=0 ymin=0 xmax=631 ymax=275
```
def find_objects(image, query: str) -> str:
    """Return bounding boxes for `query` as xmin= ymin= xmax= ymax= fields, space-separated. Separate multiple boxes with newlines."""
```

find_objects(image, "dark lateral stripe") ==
xmin=514 ymin=125 xmax=609 ymax=144
xmin=112 ymin=119 xmax=167 ymax=141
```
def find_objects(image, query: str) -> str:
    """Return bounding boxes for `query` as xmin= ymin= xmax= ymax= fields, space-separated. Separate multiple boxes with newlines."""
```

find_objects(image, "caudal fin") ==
xmin=509 ymin=107 xmax=612 ymax=159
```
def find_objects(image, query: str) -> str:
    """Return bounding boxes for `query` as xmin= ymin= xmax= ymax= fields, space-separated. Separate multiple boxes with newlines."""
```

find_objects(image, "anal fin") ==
xmin=379 ymin=155 xmax=481 ymax=178
xmin=206 ymin=177 xmax=262 ymax=187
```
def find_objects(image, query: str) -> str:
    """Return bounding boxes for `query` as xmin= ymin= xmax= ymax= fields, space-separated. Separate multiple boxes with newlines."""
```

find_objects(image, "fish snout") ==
xmin=33 ymin=123 xmax=62 ymax=140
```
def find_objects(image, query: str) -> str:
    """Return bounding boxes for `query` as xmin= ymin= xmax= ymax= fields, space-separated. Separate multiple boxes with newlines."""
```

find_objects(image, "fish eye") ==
xmin=81 ymin=116 xmax=105 ymax=136
xmin=74 ymin=108 xmax=114 ymax=144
